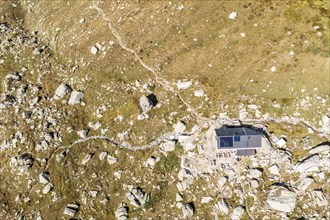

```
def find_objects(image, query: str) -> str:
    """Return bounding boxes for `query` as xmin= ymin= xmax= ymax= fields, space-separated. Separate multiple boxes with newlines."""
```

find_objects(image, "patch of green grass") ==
xmin=155 ymin=151 xmax=181 ymax=175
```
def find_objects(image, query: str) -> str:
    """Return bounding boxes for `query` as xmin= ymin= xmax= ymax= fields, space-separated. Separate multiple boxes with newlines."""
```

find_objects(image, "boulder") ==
xmin=218 ymin=176 xmax=228 ymax=187
xmin=42 ymin=183 xmax=53 ymax=194
xmin=68 ymin=91 xmax=84 ymax=105
xmin=194 ymin=90 xmax=204 ymax=97
xmin=311 ymin=189 xmax=328 ymax=207
xmin=266 ymin=187 xmax=297 ymax=212
xmin=297 ymin=177 xmax=314 ymax=192
xmin=268 ymin=164 xmax=280 ymax=175
xmin=214 ymin=198 xmax=229 ymax=215
xmin=230 ymin=206 xmax=245 ymax=220
xmin=250 ymin=179 xmax=259 ymax=189
xmin=294 ymin=155 xmax=320 ymax=173
xmin=182 ymin=203 xmax=194 ymax=218
xmin=139 ymin=94 xmax=157 ymax=113
xmin=309 ymin=144 xmax=330 ymax=155
xmin=54 ymin=84 xmax=72 ymax=100
xmin=39 ymin=172 xmax=50 ymax=184
xmin=174 ymin=121 xmax=186 ymax=133
xmin=249 ymin=168 xmax=263 ymax=179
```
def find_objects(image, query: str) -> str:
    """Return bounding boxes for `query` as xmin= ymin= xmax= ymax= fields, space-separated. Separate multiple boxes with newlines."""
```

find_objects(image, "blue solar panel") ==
xmin=234 ymin=136 xmax=240 ymax=142
xmin=219 ymin=137 xmax=233 ymax=147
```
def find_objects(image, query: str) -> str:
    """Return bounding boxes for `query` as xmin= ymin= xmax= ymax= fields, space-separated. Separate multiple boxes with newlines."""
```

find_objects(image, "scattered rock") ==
xmin=68 ymin=91 xmax=84 ymax=105
xmin=42 ymin=183 xmax=53 ymax=194
xmin=182 ymin=203 xmax=194 ymax=218
xmin=63 ymin=203 xmax=79 ymax=217
xmin=266 ymin=187 xmax=297 ymax=212
xmin=91 ymin=45 xmax=98 ymax=55
xmin=214 ymin=198 xmax=230 ymax=215
xmin=146 ymin=156 xmax=159 ymax=167
xmin=39 ymin=172 xmax=50 ymax=184
xmin=194 ymin=90 xmax=204 ymax=97
xmin=230 ymin=206 xmax=245 ymax=220
xmin=228 ymin=12 xmax=238 ymax=20
xmin=268 ymin=164 xmax=280 ymax=175
xmin=54 ymin=84 xmax=72 ymax=100
xmin=107 ymin=155 xmax=118 ymax=165
xmin=177 ymin=81 xmax=192 ymax=90
xmin=201 ymin=196 xmax=213 ymax=204
xmin=176 ymin=193 xmax=183 ymax=202
xmin=176 ymin=181 xmax=187 ymax=192
xmin=174 ymin=121 xmax=186 ymax=133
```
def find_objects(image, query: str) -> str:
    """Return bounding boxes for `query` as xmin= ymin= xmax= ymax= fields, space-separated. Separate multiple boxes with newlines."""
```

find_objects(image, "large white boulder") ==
xmin=266 ymin=187 xmax=297 ymax=212
xmin=309 ymin=144 xmax=330 ymax=155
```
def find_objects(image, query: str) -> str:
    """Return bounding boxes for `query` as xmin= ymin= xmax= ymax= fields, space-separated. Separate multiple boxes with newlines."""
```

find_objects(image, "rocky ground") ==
xmin=0 ymin=0 xmax=329 ymax=219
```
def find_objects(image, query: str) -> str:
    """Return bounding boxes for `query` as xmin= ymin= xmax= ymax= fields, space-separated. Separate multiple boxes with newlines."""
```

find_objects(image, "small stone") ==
xmin=107 ymin=155 xmax=118 ymax=165
xmin=250 ymin=179 xmax=259 ymax=188
xmin=276 ymin=138 xmax=287 ymax=148
xmin=79 ymin=18 xmax=85 ymax=23
xmin=176 ymin=193 xmax=183 ymax=202
xmin=177 ymin=81 xmax=192 ymax=90
xmin=89 ymin=190 xmax=98 ymax=197
xmin=228 ymin=12 xmax=238 ymax=20
xmin=194 ymin=90 xmax=204 ymax=97
xmin=271 ymin=66 xmax=277 ymax=72
xmin=201 ymin=196 xmax=213 ymax=204
xmin=91 ymin=45 xmax=98 ymax=55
